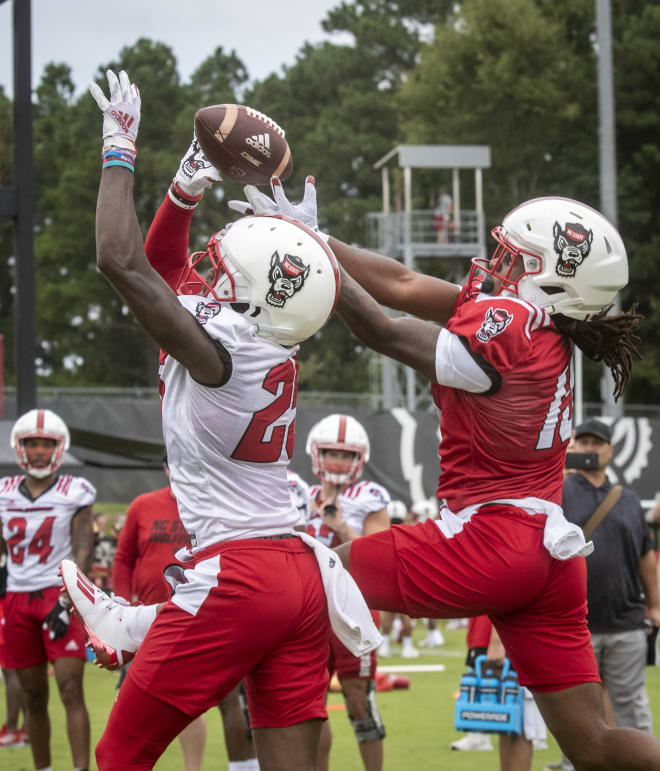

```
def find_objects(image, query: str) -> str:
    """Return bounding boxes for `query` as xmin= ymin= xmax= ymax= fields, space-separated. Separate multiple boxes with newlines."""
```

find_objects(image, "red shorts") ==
xmin=350 ymin=509 xmax=599 ymax=691
xmin=128 ymin=537 xmax=331 ymax=727
xmin=3 ymin=585 xmax=86 ymax=668
xmin=329 ymin=610 xmax=379 ymax=680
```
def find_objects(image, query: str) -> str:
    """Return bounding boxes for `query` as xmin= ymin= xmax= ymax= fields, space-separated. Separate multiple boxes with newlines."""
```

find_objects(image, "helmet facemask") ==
xmin=177 ymin=232 xmax=235 ymax=301
xmin=468 ymin=226 xmax=543 ymax=297
xmin=311 ymin=444 xmax=365 ymax=486
xmin=15 ymin=436 xmax=64 ymax=479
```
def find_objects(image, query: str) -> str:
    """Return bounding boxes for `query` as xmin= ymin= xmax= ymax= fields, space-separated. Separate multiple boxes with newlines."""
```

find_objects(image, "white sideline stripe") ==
xmin=377 ymin=664 xmax=446 ymax=673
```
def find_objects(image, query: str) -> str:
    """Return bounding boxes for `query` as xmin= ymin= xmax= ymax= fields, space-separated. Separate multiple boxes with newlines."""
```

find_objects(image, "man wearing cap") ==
xmin=562 ymin=418 xmax=660 ymax=734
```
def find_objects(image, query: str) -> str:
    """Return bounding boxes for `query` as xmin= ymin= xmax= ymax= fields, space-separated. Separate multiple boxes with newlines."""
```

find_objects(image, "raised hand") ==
xmin=229 ymin=175 xmax=322 ymax=233
xmin=173 ymin=134 xmax=222 ymax=197
xmin=89 ymin=69 xmax=141 ymax=153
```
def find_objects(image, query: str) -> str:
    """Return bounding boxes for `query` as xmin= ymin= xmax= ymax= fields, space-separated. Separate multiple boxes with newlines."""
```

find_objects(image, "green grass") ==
xmin=4 ymin=623 xmax=660 ymax=769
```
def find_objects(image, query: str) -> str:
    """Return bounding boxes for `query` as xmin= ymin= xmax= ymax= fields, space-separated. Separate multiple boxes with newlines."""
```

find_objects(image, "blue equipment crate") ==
xmin=454 ymin=655 xmax=523 ymax=735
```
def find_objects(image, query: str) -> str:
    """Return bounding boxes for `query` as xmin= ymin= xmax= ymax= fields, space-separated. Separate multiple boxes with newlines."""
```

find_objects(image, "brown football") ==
xmin=194 ymin=104 xmax=293 ymax=185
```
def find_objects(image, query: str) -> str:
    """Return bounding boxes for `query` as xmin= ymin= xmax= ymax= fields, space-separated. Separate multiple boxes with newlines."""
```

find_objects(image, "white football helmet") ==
xmin=306 ymin=414 xmax=370 ymax=486
xmin=387 ymin=500 xmax=408 ymax=521
xmin=177 ymin=214 xmax=340 ymax=346
xmin=468 ymin=197 xmax=628 ymax=320
xmin=11 ymin=409 xmax=70 ymax=479
xmin=410 ymin=498 xmax=438 ymax=523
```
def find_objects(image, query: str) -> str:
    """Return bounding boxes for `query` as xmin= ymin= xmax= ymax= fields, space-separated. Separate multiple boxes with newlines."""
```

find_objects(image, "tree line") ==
xmin=0 ymin=0 xmax=658 ymax=405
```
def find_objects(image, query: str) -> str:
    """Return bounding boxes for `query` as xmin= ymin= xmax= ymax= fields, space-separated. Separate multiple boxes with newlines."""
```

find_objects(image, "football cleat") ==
xmin=377 ymin=637 xmax=391 ymax=658
xmin=420 ymin=628 xmax=445 ymax=648
xmin=450 ymin=733 xmax=494 ymax=751
xmin=401 ymin=638 xmax=420 ymax=659
xmin=59 ymin=560 xmax=139 ymax=670
xmin=0 ymin=723 xmax=28 ymax=748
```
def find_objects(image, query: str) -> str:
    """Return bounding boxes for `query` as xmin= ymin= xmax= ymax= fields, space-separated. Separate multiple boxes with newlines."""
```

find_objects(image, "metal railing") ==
xmin=366 ymin=209 xmax=485 ymax=259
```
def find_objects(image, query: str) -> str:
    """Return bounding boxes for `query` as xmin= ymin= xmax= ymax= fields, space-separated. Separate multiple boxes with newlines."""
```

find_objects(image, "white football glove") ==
xmin=228 ymin=175 xmax=325 ymax=236
xmin=173 ymin=135 xmax=222 ymax=197
xmin=89 ymin=69 xmax=141 ymax=152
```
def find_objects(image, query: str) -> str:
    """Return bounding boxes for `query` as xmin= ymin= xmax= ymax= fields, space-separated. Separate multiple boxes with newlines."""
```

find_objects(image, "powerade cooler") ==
xmin=454 ymin=655 xmax=523 ymax=734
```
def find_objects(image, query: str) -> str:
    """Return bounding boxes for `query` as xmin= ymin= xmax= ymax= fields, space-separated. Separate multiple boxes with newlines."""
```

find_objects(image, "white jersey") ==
xmin=0 ymin=474 xmax=96 ymax=592
xmin=306 ymin=480 xmax=390 ymax=548
xmin=159 ymin=297 xmax=300 ymax=551
xmin=287 ymin=471 xmax=311 ymax=526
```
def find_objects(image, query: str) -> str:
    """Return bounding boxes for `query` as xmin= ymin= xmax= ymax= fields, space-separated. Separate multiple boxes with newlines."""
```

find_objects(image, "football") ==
xmin=194 ymin=104 xmax=293 ymax=186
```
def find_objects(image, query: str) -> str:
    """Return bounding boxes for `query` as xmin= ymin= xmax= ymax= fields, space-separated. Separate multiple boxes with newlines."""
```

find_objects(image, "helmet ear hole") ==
xmin=539 ymin=285 xmax=563 ymax=296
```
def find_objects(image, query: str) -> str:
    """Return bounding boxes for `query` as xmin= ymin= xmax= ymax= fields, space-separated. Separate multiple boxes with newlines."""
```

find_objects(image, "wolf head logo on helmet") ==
xmin=266 ymin=251 xmax=310 ymax=308
xmin=306 ymin=414 xmax=370 ymax=486
xmin=10 ymin=409 xmax=70 ymax=479
xmin=553 ymin=221 xmax=594 ymax=278
xmin=476 ymin=307 xmax=513 ymax=344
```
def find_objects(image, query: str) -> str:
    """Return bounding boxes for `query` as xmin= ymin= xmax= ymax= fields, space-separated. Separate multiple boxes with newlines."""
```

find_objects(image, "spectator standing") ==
xmin=563 ymin=418 xmax=660 ymax=732
xmin=431 ymin=188 xmax=453 ymax=243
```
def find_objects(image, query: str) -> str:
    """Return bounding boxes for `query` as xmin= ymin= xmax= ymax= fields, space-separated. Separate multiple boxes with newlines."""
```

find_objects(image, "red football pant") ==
xmin=350 ymin=509 xmax=599 ymax=691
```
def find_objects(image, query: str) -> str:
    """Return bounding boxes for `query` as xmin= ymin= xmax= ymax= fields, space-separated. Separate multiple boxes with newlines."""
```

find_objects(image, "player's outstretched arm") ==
xmin=337 ymin=266 xmax=439 ymax=380
xmin=92 ymin=70 xmax=224 ymax=385
xmin=329 ymin=237 xmax=460 ymax=325
xmin=229 ymin=175 xmax=460 ymax=325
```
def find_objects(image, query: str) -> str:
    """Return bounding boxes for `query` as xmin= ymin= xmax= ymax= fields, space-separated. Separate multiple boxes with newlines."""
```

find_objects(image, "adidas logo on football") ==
xmin=245 ymin=134 xmax=272 ymax=158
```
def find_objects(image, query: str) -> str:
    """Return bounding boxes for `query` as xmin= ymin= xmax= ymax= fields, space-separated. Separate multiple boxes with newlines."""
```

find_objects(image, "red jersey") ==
xmin=432 ymin=289 xmax=573 ymax=511
xmin=112 ymin=487 xmax=191 ymax=604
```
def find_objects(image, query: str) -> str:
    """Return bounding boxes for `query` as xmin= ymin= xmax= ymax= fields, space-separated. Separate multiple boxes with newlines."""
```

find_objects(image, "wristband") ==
xmin=168 ymin=180 xmax=202 ymax=210
xmin=102 ymin=147 xmax=136 ymax=173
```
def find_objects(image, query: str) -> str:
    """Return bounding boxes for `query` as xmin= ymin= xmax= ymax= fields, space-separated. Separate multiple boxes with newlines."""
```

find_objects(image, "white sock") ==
xmin=126 ymin=604 xmax=158 ymax=645
xmin=36 ymin=767 xmax=52 ymax=771
xmin=228 ymin=760 xmax=260 ymax=771
xmin=402 ymin=635 xmax=414 ymax=648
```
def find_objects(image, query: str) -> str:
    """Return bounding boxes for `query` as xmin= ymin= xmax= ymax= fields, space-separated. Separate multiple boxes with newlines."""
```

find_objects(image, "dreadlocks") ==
xmin=553 ymin=304 xmax=642 ymax=401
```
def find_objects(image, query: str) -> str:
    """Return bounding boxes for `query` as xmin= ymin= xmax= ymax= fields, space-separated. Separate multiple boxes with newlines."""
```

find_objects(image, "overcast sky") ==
xmin=0 ymin=0 xmax=350 ymax=98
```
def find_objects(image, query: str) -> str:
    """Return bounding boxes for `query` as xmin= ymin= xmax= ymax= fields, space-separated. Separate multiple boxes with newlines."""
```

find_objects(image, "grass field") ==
xmin=3 ymin=621 xmax=660 ymax=770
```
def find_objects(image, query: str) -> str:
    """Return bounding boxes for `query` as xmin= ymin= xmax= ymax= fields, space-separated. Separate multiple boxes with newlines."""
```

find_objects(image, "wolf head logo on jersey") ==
xmin=265 ymin=251 xmax=310 ymax=308
xmin=194 ymin=301 xmax=221 ymax=324
xmin=476 ymin=307 xmax=513 ymax=343
xmin=553 ymin=221 xmax=593 ymax=278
